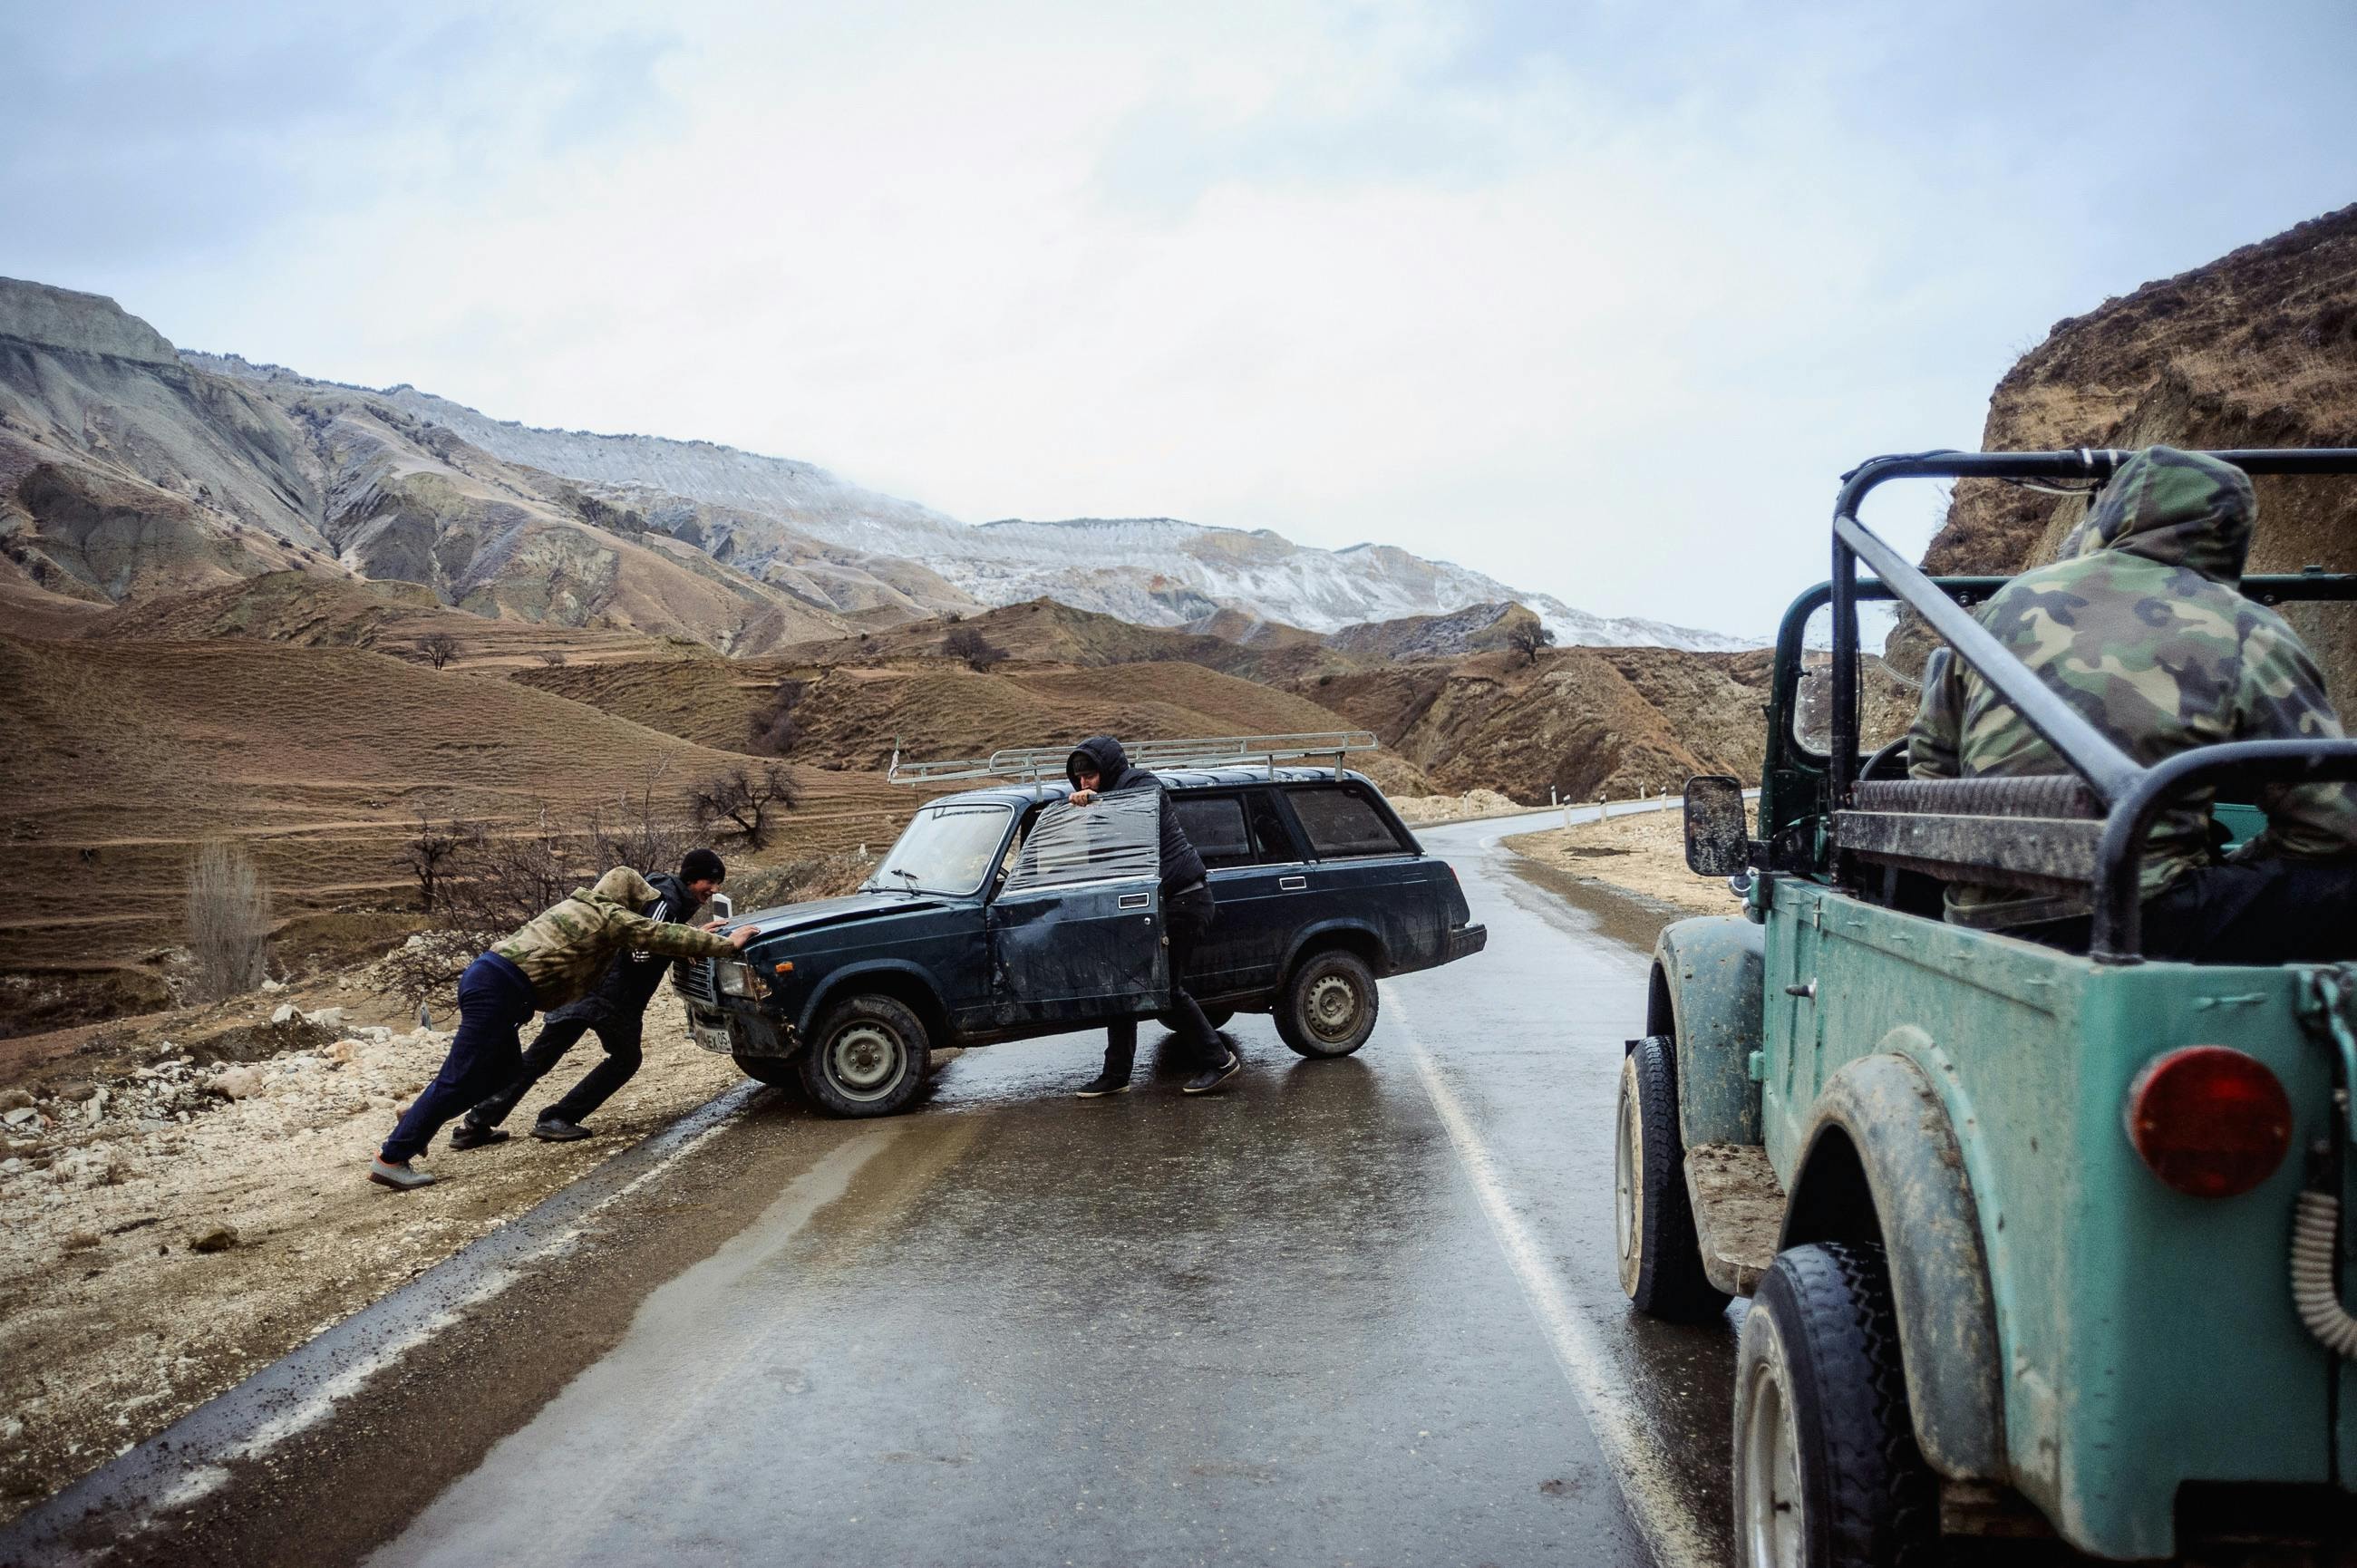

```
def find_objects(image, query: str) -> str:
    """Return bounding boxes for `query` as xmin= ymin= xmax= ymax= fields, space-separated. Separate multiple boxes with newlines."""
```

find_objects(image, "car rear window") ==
xmin=1174 ymin=795 xmax=1254 ymax=867
xmin=1286 ymin=785 xmax=1407 ymax=858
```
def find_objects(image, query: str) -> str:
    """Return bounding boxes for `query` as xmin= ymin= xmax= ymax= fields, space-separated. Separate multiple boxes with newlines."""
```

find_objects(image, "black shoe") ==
xmin=449 ymin=1120 xmax=509 ymax=1151
xmin=1074 ymin=1072 xmax=1130 ymax=1099
xmin=1182 ymin=1051 xmax=1242 ymax=1096
xmin=532 ymin=1118 xmax=591 ymax=1142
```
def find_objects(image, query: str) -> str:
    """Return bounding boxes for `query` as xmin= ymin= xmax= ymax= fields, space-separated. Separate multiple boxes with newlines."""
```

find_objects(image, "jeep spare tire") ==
xmin=1275 ymin=949 xmax=1379 ymax=1058
xmin=800 ymin=994 xmax=929 ymax=1118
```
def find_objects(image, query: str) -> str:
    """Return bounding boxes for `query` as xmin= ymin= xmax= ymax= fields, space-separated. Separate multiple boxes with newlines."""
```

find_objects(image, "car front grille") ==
xmin=674 ymin=958 xmax=719 ymax=1008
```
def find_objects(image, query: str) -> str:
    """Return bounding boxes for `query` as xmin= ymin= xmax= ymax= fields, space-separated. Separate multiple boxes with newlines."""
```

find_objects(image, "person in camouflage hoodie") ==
xmin=1908 ymin=444 xmax=2357 ymax=954
xmin=370 ymin=867 xmax=752 ymax=1190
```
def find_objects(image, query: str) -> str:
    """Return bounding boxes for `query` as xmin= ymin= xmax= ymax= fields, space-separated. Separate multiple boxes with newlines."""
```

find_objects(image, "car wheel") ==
xmin=1275 ymin=949 xmax=1379 ymax=1058
xmin=732 ymin=1050 xmax=802 ymax=1094
xmin=800 ymin=994 xmax=929 ymax=1118
xmin=1616 ymin=1036 xmax=1731 ymax=1321
xmin=1732 ymin=1242 xmax=1936 ymax=1568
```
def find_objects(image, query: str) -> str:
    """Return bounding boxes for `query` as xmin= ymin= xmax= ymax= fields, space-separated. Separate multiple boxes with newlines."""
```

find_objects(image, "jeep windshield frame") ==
xmin=1792 ymin=447 xmax=2357 ymax=962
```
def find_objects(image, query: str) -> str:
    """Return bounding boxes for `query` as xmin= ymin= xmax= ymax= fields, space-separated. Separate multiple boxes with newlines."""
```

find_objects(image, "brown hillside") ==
xmin=0 ymin=634 xmax=916 ymax=1032
xmin=77 ymin=570 xmax=689 ymax=671
xmin=1310 ymin=645 xmax=1774 ymax=802
xmin=1916 ymin=203 xmax=2357 ymax=688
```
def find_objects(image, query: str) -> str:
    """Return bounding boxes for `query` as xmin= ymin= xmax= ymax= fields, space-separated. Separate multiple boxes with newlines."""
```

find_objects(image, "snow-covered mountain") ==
xmin=190 ymin=355 xmax=1755 ymax=651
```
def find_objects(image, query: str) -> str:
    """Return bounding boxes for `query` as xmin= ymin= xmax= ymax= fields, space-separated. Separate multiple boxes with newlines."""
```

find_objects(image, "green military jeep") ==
xmin=1616 ymin=448 xmax=2357 ymax=1564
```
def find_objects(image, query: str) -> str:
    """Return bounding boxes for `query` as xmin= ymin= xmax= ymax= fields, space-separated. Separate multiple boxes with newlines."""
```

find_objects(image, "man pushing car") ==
xmin=1063 ymin=735 xmax=1238 ymax=1098
xmin=370 ymin=866 xmax=753 ymax=1191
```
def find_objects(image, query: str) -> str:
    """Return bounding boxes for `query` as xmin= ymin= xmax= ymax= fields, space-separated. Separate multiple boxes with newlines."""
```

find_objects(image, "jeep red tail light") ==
xmin=2125 ymin=1046 xmax=2293 ymax=1199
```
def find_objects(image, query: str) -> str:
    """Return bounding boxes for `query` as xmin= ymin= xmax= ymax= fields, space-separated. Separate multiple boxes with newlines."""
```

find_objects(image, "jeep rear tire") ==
xmin=1732 ymin=1242 xmax=1935 ymax=1568
xmin=800 ymin=995 xmax=929 ymax=1118
xmin=1616 ymin=1035 xmax=1731 ymax=1321
xmin=1275 ymin=949 xmax=1379 ymax=1058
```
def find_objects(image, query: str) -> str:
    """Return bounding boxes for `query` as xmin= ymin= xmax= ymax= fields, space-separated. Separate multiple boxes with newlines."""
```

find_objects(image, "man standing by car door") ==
xmin=1064 ymin=736 xmax=1238 ymax=1098
xmin=449 ymin=848 xmax=729 ymax=1148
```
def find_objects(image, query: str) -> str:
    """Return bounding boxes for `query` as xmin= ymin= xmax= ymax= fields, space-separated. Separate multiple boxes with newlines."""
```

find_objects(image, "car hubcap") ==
xmin=1306 ymin=974 xmax=1360 ymax=1040
xmin=829 ymin=1023 xmax=903 ymax=1100
xmin=1615 ymin=1070 xmax=1641 ymax=1293
xmin=1740 ymin=1350 xmax=1803 ymax=1568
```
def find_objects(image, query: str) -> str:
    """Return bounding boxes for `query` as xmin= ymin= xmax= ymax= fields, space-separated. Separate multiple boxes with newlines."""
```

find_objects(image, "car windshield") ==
xmin=866 ymin=801 xmax=1014 ymax=895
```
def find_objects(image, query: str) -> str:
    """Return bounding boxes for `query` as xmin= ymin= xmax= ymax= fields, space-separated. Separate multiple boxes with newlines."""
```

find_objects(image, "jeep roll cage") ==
xmin=1780 ymin=446 xmax=2357 ymax=963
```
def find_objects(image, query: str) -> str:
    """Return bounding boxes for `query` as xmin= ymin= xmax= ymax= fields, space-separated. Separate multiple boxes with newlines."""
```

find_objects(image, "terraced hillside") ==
xmin=0 ymin=634 xmax=917 ymax=1032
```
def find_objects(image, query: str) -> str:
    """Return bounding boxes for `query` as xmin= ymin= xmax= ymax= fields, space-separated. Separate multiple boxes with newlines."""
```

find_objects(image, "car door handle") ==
xmin=1118 ymin=893 xmax=1150 ymax=910
xmin=1277 ymin=876 xmax=1307 ymax=890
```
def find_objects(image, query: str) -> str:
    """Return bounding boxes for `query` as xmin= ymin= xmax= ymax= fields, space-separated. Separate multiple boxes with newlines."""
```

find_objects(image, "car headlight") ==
xmin=714 ymin=960 xmax=763 ymax=999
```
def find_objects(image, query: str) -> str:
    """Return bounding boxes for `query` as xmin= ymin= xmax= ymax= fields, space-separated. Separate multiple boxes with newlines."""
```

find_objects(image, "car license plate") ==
xmin=693 ymin=1020 xmax=733 ymax=1054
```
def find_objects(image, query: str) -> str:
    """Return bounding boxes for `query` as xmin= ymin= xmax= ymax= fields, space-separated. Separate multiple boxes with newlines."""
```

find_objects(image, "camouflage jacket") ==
xmin=1908 ymin=445 xmax=2357 ymax=929
xmin=493 ymin=867 xmax=735 ymax=1010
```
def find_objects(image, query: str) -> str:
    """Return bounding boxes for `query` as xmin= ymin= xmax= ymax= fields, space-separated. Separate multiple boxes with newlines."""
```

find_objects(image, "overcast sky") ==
xmin=5 ymin=0 xmax=2354 ymax=637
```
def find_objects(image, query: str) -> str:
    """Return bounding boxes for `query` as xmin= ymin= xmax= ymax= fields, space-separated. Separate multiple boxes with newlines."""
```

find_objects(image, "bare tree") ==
xmin=691 ymin=763 xmax=800 ymax=849
xmin=186 ymin=839 xmax=273 ymax=1002
xmin=943 ymin=624 xmax=1006 ymax=672
xmin=403 ymin=811 xmax=468 ymax=912
xmin=417 ymin=632 xmax=460 ymax=670
xmin=1506 ymin=620 xmax=1556 ymax=668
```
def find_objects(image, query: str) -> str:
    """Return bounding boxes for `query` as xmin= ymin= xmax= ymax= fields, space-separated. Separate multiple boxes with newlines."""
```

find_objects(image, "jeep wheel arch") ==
xmin=1780 ymin=1047 xmax=2003 ymax=1482
xmin=1649 ymin=915 xmax=1764 ymax=1147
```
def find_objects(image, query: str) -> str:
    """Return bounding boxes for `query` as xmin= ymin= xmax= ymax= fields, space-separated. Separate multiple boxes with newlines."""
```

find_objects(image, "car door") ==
xmin=1274 ymin=781 xmax=1423 ymax=968
xmin=1171 ymin=787 xmax=1304 ymax=1001
xmin=986 ymin=789 xmax=1169 ymax=1030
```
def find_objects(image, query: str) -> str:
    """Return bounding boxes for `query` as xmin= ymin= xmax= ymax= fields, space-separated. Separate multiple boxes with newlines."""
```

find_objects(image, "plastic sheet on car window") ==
xmin=1003 ymin=789 xmax=1162 ymax=894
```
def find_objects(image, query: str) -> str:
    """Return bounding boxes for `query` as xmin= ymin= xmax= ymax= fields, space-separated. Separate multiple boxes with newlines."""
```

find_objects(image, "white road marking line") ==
xmin=121 ymin=1099 xmax=758 ymax=1530
xmin=1392 ymin=992 xmax=1713 ymax=1568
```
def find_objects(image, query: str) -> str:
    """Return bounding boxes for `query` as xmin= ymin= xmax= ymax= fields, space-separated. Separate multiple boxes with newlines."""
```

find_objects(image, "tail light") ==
xmin=2125 ymin=1046 xmax=2293 ymax=1198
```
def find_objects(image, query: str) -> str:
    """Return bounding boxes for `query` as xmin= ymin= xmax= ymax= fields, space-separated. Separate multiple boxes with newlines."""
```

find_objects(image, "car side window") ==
xmin=1175 ymin=794 xmax=1255 ymax=869
xmin=1244 ymin=790 xmax=1299 ymax=863
xmin=1285 ymin=785 xmax=1408 ymax=858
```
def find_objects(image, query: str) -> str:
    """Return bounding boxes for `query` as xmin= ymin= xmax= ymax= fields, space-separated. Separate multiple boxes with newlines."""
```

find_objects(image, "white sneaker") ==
xmin=369 ymin=1157 xmax=437 ymax=1191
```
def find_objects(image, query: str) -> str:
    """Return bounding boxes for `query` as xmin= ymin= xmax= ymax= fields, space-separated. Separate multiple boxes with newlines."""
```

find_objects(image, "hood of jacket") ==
xmin=1067 ymin=735 xmax=1135 ymax=790
xmin=2061 ymin=445 xmax=2256 ymax=586
xmin=580 ymin=866 xmax=660 ymax=910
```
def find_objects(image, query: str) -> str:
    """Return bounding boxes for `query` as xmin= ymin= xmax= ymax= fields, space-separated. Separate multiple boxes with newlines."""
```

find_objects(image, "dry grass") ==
xmin=1508 ymin=808 xmax=1741 ymax=917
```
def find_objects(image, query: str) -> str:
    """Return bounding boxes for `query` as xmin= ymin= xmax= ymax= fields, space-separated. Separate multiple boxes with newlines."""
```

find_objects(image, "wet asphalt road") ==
xmin=357 ymin=810 xmax=1741 ymax=1568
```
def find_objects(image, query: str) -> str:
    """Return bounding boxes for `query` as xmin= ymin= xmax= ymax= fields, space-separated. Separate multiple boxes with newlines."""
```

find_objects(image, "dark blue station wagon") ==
xmin=674 ymin=764 xmax=1489 ymax=1117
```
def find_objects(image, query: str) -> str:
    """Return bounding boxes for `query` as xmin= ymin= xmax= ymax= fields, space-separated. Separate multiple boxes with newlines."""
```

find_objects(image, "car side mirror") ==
xmin=1683 ymin=775 xmax=1749 ymax=876
xmin=709 ymin=893 xmax=732 ymax=921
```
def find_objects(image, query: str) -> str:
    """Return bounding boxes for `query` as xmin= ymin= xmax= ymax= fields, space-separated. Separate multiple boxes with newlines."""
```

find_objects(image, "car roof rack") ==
xmin=888 ymin=731 xmax=1380 ymax=787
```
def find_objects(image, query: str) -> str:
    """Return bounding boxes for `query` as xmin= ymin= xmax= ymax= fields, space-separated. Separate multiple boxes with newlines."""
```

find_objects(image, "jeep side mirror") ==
xmin=1683 ymin=775 xmax=1749 ymax=876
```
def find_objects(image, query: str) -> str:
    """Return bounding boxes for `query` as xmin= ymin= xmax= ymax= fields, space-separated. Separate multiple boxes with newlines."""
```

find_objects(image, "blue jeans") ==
xmin=381 ymin=953 xmax=537 ymax=1163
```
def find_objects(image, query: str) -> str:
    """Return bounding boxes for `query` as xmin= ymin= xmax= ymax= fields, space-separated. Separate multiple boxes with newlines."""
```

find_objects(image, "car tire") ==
xmin=1616 ymin=1036 xmax=1731 ymax=1321
xmin=1732 ymin=1242 xmax=1936 ymax=1568
xmin=800 ymin=994 xmax=930 ymax=1118
xmin=1275 ymin=949 xmax=1379 ymax=1058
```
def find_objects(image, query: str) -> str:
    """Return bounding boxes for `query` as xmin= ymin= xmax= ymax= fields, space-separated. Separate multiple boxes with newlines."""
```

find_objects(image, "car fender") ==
xmin=796 ymin=959 xmax=949 ymax=1040
xmin=1280 ymin=916 xmax=1389 ymax=979
xmin=1649 ymin=915 xmax=1762 ymax=1147
xmin=1780 ymin=1046 xmax=2003 ymax=1480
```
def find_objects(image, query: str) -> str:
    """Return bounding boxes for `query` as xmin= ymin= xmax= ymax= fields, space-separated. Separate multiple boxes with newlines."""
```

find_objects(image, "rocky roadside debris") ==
xmin=0 ymin=982 xmax=737 ymax=1524
xmin=1506 ymin=806 xmax=1740 ymax=917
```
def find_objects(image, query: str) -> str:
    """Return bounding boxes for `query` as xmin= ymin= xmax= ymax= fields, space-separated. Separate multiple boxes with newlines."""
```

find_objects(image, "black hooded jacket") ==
xmin=1065 ymin=736 xmax=1208 ymax=897
xmin=553 ymin=869 xmax=704 ymax=1022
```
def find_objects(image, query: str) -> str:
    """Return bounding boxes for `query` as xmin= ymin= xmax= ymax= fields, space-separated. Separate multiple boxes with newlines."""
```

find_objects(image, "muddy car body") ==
xmin=677 ymin=762 xmax=1486 ymax=1117
xmin=1618 ymin=447 xmax=2357 ymax=1563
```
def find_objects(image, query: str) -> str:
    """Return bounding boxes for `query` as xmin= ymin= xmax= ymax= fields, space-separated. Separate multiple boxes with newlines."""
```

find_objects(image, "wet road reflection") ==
xmin=370 ymin=812 xmax=1733 ymax=1568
